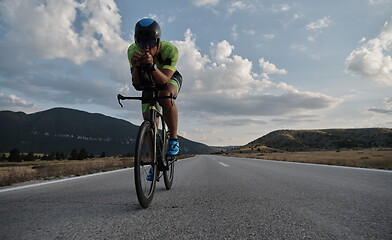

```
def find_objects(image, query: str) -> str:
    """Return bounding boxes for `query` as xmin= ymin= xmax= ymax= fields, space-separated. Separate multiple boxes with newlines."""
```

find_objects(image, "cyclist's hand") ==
xmin=131 ymin=52 xmax=143 ymax=67
xmin=141 ymin=51 xmax=154 ymax=67
xmin=144 ymin=52 xmax=154 ymax=66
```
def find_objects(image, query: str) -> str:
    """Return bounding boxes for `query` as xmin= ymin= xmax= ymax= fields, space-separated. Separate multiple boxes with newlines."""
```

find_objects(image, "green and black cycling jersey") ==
xmin=127 ymin=41 xmax=182 ymax=92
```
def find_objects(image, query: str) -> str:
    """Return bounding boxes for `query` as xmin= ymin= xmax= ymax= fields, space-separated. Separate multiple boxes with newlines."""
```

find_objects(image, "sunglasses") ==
xmin=137 ymin=39 xmax=158 ymax=49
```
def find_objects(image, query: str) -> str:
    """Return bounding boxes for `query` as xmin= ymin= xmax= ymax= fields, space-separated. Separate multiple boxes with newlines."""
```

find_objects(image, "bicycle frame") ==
xmin=117 ymin=91 xmax=174 ymax=170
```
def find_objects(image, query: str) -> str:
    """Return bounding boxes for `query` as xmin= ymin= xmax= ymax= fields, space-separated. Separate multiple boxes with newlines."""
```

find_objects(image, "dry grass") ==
xmin=0 ymin=157 xmax=133 ymax=187
xmin=223 ymin=148 xmax=392 ymax=170
xmin=0 ymin=154 xmax=195 ymax=187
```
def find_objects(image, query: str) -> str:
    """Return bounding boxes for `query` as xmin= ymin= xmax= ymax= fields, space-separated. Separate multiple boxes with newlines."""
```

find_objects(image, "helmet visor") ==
xmin=137 ymin=39 xmax=158 ymax=49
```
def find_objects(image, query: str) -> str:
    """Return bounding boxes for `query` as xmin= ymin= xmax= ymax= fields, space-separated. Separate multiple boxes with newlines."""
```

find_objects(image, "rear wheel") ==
xmin=162 ymin=126 xmax=174 ymax=190
xmin=163 ymin=158 xmax=174 ymax=190
xmin=134 ymin=121 xmax=157 ymax=208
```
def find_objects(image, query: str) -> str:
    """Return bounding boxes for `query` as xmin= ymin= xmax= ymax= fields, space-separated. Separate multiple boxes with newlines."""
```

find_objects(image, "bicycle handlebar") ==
xmin=117 ymin=93 xmax=175 ymax=108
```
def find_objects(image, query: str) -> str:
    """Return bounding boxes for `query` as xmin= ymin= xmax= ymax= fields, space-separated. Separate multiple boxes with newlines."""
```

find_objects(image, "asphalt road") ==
xmin=1 ymin=155 xmax=391 ymax=239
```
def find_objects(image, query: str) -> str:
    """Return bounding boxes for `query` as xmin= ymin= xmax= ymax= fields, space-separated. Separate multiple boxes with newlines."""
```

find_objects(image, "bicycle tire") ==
xmin=162 ymin=127 xmax=174 ymax=190
xmin=134 ymin=121 xmax=157 ymax=208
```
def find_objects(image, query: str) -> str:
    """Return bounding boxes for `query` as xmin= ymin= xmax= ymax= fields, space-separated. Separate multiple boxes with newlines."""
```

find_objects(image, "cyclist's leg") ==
xmin=158 ymin=81 xmax=179 ymax=139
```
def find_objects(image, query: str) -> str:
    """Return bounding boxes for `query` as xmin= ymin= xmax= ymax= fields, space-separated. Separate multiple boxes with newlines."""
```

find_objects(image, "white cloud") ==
xmin=193 ymin=0 xmax=219 ymax=7
xmin=259 ymin=58 xmax=287 ymax=77
xmin=0 ymin=0 xmax=129 ymax=91
xmin=231 ymin=24 xmax=238 ymax=40
xmin=226 ymin=1 xmax=261 ymax=15
xmin=385 ymin=97 xmax=392 ymax=108
xmin=308 ymin=36 xmax=316 ymax=42
xmin=147 ymin=14 xmax=160 ymax=23
xmin=290 ymin=44 xmax=307 ymax=51
xmin=346 ymin=18 xmax=392 ymax=85
xmin=271 ymin=114 xmax=319 ymax=125
xmin=305 ymin=16 xmax=332 ymax=30
xmin=172 ymin=29 xmax=210 ymax=72
xmin=293 ymin=14 xmax=304 ymax=20
xmin=368 ymin=0 xmax=390 ymax=5
xmin=210 ymin=40 xmax=235 ymax=63
xmin=168 ymin=16 xmax=176 ymax=23
xmin=368 ymin=97 xmax=392 ymax=114
xmin=272 ymin=4 xmax=290 ymax=13
xmin=147 ymin=13 xmax=176 ymax=25
xmin=309 ymin=54 xmax=321 ymax=61
xmin=263 ymin=34 xmax=275 ymax=39
xmin=0 ymin=92 xmax=39 ymax=113
xmin=228 ymin=1 xmax=247 ymax=14
xmin=209 ymin=118 xmax=268 ymax=126
xmin=171 ymin=30 xmax=340 ymax=118
xmin=244 ymin=29 xmax=256 ymax=35
xmin=0 ymin=0 xmax=131 ymax=112
xmin=0 ymin=0 xmax=128 ymax=65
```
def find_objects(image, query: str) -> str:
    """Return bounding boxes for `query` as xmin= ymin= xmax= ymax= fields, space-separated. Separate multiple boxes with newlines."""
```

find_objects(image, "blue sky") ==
xmin=0 ymin=0 xmax=391 ymax=146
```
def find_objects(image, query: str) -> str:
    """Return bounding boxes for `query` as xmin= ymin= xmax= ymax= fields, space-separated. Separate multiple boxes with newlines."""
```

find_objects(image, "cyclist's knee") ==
xmin=158 ymin=83 xmax=177 ymax=97
xmin=158 ymin=88 xmax=176 ymax=107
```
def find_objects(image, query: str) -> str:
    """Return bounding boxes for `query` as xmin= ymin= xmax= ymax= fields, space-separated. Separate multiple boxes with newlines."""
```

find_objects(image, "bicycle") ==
xmin=117 ymin=67 xmax=176 ymax=208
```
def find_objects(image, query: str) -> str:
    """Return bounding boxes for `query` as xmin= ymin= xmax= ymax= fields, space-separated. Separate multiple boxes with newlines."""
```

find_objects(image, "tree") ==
xmin=48 ymin=152 xmax=55 ymax=160
xmin=8 ymin=148 xmax=22 ymax=162
xmin=24 ymin=152 xmax=36 ymax=161
xmin=0 ymin=153 xmax=7 ymax=162
xmin=78 ymin=148 xmax=88 ymax=160
xmin=100 ymin=152 xmax=107 ymax=158
xmin=70 ymin=149 xmax=78 ymax=160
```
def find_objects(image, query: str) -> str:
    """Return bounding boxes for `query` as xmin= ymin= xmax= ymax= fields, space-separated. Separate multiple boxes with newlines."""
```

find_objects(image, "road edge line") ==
xmin=0 ymin=167 xmax=133 ymax=194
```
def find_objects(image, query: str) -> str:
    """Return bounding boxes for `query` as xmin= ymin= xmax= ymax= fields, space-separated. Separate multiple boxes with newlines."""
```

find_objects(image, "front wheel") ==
xmin=134 ymin=121 xmax=157 ymax=208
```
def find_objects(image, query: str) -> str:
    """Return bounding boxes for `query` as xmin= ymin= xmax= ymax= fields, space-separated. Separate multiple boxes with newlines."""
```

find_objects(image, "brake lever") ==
xmin=117 ymin=94 xmax=124 ymax=108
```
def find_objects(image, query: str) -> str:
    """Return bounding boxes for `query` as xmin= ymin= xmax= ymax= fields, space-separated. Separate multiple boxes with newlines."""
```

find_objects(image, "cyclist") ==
xmin=128 ymin=18 xmax=182 ymax=179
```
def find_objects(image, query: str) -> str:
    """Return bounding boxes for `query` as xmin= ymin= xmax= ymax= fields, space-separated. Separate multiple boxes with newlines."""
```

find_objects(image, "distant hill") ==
xmin=247 ymin=128 xmax=392 ymax=151
xmin=0 ymin=108 xmax=214 ymax=155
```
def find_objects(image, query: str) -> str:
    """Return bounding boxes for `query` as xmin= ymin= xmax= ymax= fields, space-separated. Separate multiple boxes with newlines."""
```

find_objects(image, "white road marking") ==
xmin=245 ymin=158 xmax=392 ymax=173
xmin=219 ymin=162 xmax=230 ymax=167
xmin=0 ymin=168 xmax=132 ymax=194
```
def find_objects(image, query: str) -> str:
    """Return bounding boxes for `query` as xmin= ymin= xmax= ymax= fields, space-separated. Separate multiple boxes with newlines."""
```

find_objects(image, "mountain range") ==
xmin=0 ymin=108 xmax=214 ymax=155
xmin=2 ymin=108 xmax=391 ymax=156
xmin=247 ymin=128 xmax=392 ymax=151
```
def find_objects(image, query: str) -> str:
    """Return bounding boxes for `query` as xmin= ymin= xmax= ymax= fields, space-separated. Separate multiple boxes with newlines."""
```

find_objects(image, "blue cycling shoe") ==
xmin=146 ymin=167 xmax=154 ymax=181
xmin=167 ymin=139 xmax=180 ymax=156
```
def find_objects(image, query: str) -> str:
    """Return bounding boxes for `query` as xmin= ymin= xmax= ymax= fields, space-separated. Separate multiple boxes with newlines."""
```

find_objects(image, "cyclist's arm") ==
xmin=130 ymin=51 xmax=144 ymax=88
xmin=128 ymin=45 xmax=146 ymax=90
xmin=142 ymin=51 xmax=175 ymax=85
xmin=131 ymin=66 xmax=142 ymax=86
xmin=151 ymin=68 xmax=174 ymax=85
xmin=151 ymin=43 xmax=178 ymax=85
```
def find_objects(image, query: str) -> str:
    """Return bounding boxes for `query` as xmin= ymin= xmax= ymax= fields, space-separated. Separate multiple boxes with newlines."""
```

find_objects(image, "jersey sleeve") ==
xmin=127 ymin=43 xmax=139 ymax=72
xmin=162 ymin=44 xmax=179 ymax=72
